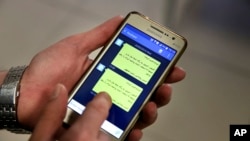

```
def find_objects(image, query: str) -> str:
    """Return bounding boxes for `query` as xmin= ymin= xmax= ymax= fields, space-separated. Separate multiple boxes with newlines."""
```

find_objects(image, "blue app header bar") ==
xmin=121 ymin=24 xmax=176 ymax=61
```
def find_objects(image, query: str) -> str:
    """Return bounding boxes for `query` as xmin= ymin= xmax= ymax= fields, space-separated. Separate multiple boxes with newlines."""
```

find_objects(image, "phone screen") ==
xmin=67 ymin=23 xmax=177 ymax=139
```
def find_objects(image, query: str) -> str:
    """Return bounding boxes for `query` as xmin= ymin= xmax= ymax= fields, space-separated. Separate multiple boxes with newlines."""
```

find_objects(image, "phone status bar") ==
xmin=121 ymin=24 xmax=176 ymax=61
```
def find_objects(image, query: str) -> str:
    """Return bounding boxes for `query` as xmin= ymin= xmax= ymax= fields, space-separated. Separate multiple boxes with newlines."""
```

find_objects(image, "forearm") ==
xmin=0 ymin=71 xmax=7 ymax=85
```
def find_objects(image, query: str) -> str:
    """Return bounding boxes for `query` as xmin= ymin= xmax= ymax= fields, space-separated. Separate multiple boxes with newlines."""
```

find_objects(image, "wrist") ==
xmin=0 ymin=71 xmax=8 ymax=85
xmin=18 ymin=68 xmax=52 ymax=130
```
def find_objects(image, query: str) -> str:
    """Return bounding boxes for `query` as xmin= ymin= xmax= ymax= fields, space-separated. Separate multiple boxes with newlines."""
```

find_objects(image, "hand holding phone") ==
xmin=63 ymin=11 xmax=187 ymax=141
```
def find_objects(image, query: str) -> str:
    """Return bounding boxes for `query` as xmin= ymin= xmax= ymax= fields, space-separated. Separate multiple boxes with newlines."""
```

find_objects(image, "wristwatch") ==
xmin=0 ymin=66 xmax=30 ymax=134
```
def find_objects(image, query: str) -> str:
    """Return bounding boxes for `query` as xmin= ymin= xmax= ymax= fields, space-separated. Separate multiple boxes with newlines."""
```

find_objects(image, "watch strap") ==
xmin=0 ymin=66 xmax=30 ymax=134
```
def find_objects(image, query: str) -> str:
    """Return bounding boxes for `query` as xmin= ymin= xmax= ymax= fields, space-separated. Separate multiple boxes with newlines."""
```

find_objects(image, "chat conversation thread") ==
xmin=111 ymin=43 xmax=160 ymax=84
xmin=92 ymin=69 xmax=143 ymax=112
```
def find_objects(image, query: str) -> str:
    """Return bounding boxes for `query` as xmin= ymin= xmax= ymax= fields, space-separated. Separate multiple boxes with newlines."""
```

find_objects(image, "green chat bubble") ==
xmin=111 ymin=43 xmax=160 ymax=84
xmin=92 ymin=68 xmax=142 ymax=112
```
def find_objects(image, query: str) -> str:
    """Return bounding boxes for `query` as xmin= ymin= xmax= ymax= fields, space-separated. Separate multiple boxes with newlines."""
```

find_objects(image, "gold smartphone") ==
xmin=63 ymin=11 xmax=187 ymax=141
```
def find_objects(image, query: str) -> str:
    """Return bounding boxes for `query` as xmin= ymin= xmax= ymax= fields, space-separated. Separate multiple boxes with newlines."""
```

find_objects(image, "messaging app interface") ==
xmin=68 ymin=24 xmax=176 ymax=138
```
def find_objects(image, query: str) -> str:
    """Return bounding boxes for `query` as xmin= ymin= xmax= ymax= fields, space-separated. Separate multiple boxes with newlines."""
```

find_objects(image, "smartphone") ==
xmin=63 ymin=11 xmax=187 ymax=141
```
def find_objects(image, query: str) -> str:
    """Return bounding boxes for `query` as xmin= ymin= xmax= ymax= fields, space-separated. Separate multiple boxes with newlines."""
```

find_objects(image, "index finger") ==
xmin=165 ymin=66 xmax=186 ymax=83
xmin=66 ymin=93 xmax=112 ymax=140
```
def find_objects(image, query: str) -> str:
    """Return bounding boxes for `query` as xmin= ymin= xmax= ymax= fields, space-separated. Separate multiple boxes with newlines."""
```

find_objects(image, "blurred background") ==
xmin=0 ymin=0 xmax=250 ymax=141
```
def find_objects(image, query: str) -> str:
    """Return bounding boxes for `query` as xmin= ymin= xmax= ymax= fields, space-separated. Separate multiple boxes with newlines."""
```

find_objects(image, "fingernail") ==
xmin=97 ymin=92 xmax=112 ymax=106
xmin=118 ymin=15 xmax=124 ymax=18
xmin=178 ymin=67 xmax=185 ymax=71
xmin=50 ymin=84 xmax=63 ymax=101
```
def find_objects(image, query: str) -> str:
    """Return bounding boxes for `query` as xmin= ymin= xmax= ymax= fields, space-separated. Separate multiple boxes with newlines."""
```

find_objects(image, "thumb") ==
xmin=29 ymin=84 xmax=68 ymax=141
xmin=67 ymin=15 xmax=123 ymax=54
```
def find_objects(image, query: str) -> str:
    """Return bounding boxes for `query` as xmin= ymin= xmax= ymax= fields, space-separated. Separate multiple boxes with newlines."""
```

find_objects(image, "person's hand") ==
xmin=127 ymin=67 xmax=185 ymax=140
xmin=17 ymin=15 xmax=185 ymax=140
xmin=29 ymin=84 xmax=113 ymax=141
xmin=18 ymin=16 xmax=124 ymax=129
